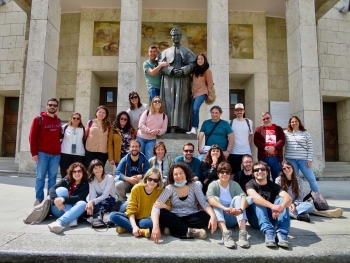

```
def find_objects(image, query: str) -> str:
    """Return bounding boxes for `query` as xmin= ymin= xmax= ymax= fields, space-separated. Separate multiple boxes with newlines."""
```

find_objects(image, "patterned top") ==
xmin=120 ymin=128 xmax=132 ymax=158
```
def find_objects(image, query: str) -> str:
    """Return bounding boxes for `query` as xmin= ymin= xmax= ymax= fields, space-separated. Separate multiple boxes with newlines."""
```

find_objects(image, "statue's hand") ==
xmin=174 ymin=69 xmax=183 ymax=77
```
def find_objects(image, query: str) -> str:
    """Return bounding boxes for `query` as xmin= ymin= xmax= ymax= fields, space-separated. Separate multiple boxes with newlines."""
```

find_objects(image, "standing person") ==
xmin=126 ymin=92 xmax=149 ymax=130
xmin=148 ymin=142 xmax=172 ymax=185
xmin=276 ymin=161 xmax=314 ymax=223
xmin=254 ymin=112 xmax=285 ymax=182
xmin=186 ymin=53 xmax=213 ymax=135
xmin=47 ymin=162 xmax=89 ymax=233
xmin=110 ymin=168 xmax=170 ymax=237
xmin=108 ymin=111 xmax=137 ymax=169
xmin=136 ymin=96 xmax=168 ymax=160
xmin=85 ymin=159 xmax=117 ymax=216
xmin=143 ymin=45 xmax=169 ymax=101
xmin=29 ymin=98 xmax=61 ymax=206
xmin=198 ymin=105 xmax=234 ymax=161
xmin=246 ymin=161 xmax=292 ymax=248
xmin=60 ymin=112 xmax=85 ymax=179
xmin=200 ymin=144 xmax=226 ymax=194
xmin=284 ymin=116 xmax=320 ymax=192
xmin=228 ymin=103 xmax=253 ymax=175
xmin=84 ymin=105 xmax=110 ymax=168
xmin=114 ymin=140 xmax=150 ymax=202
xmin=206 ymin=162 xmax=250 ymax=249
xmin=151 ymin=163 xmax=217 ymax=242
xmin=233 ymin=154 xmax=254 ymax=194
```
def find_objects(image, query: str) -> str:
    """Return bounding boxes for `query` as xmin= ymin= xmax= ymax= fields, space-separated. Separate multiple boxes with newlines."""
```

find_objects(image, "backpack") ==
xmin=303 ymin=191 xmax=329 ymax=211
xmin=230 ymin=118 xmax=251 ymax=133
xmin=87 ymin=210 xmax=116 ymax=229
xmin=149 ymin=155 xmax=171 ymax=167
xmin=23 ymin=196 xmax=51 ymax=224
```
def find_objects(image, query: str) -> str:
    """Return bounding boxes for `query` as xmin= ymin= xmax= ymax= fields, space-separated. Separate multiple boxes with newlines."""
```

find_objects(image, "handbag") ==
xmin=203 ymin=71 xmax=216 ymax=105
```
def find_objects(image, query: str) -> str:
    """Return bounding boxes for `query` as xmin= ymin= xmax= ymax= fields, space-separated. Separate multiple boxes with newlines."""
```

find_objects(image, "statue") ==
xmin=157 ymin=28 xmax=197 ymax=133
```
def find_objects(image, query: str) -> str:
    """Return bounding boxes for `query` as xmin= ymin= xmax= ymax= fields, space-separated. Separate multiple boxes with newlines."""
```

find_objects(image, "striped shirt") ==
xmin=284 ymin=130 xmax=313 ymax=161
xmin=153 ymin=183 xmax=209 ymax=217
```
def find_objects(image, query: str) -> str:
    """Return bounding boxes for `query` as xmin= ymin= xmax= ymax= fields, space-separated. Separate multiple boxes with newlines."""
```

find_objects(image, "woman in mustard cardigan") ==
xmin=109 ymin=168 xmax=170 ymax=237
xmin=108 ymin=111 xmax=137 ymax=169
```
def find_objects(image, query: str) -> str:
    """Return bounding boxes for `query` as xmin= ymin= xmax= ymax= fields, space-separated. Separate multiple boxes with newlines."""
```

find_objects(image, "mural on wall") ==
xmin=141 ymin=23 xmax=207 ymax=56
xmin=229 ymin=24 xmax=253 ymax=59
xmin=93 ymin=21 xmax=120 ymax=56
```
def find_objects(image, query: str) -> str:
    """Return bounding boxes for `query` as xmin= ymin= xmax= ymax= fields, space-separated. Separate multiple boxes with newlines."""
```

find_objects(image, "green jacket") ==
xmin=206 ymin=180 xmax=246 ymax=201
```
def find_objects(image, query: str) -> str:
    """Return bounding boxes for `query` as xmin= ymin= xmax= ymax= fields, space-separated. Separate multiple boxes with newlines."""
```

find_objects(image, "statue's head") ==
xmin=170 ymin=28 xmax=182 ymax=44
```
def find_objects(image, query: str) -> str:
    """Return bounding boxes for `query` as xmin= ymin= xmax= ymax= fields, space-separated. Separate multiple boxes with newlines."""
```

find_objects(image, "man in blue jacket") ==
xmin=114 ymin=140 xmax=150 ymax=202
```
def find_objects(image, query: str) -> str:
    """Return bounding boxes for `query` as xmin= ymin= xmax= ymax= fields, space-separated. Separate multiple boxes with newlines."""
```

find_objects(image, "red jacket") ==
xmin=254 ymin=124 xmax=285 ymax=163
xmin=29 ymin=112 xmax=61 ymax=156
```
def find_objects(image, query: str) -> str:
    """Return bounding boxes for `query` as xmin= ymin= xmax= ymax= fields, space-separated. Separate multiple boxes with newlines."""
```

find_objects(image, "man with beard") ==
xmin=115 ymin=140 xmax=150 ymax=202
xmin=173 ymin=142 xmax=201 ymax=182
xmin=29 ymin=98 xmax=62 ymax=206
xmin=233 ymin=154 xmax=254 ymax=194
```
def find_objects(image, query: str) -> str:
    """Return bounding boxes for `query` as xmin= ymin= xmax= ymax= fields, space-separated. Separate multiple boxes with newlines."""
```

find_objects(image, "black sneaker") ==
xmin=297 ymin=214 xmax=310 ymax=223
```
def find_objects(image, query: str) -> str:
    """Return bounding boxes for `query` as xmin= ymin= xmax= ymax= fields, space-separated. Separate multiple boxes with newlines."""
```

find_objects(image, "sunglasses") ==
xmin=120 ymin=117 xmax=128 ymax=121
xmin=153 ymin=100 xmax=162 ymax=103
xmin=48 ymin=104 xmax=58 ymax=108
xmin=282 ymin=166 xmax=292 ymax=171
xmin=72 ymin=169 xmax=82 ymax=174
xmin=184 ymin=150 xmax=194 ymax=153
xmin=253 ymin=168 xmax=267 ymax=172
xmin=262 ymin=117 xmax=270 ymax=121
xmin=72 ymin=117 xmax=80 ymax=120
xmin=219 ymin=170 xmax=231 ymax=175
xmin=147 ymin=178 xmax=159 ymax=183
xmin=130 ymin=96 xmax=138 ymax=99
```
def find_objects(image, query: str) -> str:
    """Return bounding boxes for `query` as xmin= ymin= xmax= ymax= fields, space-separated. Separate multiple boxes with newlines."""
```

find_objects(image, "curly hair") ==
xmin=204 ymin=144 xmax=226 ymax=164
xmin=287 ymin=115 xmax=306 ymax=132
xmin=152 ymin=141 xmax=167 ymax=155
xmin=129 ymin=92 xmax=142 ymax=110
xmin=142 ymin=167 xmax=164 ymax=189
xmin=95 ymin=105 xmax=110 ymax=132
xmin=167 ymin=162 xmax=194 ymax=185
xmin=112 ymin=111 xmax=132 ymax=130
xmin=87 ymin=159 xmax=106 ymax=182
xmin=68 ymin=112 xmax=84 ymax=128
xmin=279 ymin=161 xmax=300 ymax=198
xmin=66 ymin=162 xmax=88 ymax=184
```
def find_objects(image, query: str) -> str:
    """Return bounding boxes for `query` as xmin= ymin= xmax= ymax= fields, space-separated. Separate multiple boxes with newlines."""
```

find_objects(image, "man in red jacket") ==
xmin=254 ymin=112 xmax=285 ymax=182
xmin=29 ymin=98 xmax=62 ymax=205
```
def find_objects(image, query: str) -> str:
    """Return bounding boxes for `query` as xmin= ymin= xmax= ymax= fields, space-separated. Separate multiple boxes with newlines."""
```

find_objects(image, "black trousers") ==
xmin=60 ymin=153 xmax=85 ymax=178
xmin=228 ymin=154 xmax=245 ymax=176
xmin=159 ymin=209 xmax=210 ymax=238
xmin=84 ymin=150 xmax=108 ymax=169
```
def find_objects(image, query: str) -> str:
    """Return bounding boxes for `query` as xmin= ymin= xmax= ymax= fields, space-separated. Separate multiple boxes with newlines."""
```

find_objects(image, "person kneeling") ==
xmin=206 ymin=162 xmax=250 ymax=249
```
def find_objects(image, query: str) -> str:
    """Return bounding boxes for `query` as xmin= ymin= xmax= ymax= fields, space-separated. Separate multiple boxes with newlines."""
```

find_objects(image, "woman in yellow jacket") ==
xmin=108 ymin=111 xmax=137 ymax=169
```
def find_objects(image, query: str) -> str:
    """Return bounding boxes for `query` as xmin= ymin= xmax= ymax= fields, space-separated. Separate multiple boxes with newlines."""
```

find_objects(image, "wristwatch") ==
xmin=238 ymin=208 xmax=243 ymax=214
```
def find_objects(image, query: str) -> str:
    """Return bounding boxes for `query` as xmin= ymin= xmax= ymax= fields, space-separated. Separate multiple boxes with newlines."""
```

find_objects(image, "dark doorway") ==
xmin=100 ymin=87 xmax=118 ymax=123
xmin=229 ymin=89 xmax=245 ymax=120
xmin=323 ymin=102 xmax=338 ymax=161
xmin=2 ymin=97 xmax=19 ymax=157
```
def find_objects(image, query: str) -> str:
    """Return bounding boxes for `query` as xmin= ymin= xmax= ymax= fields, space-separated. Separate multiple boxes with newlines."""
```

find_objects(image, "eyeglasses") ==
xmin=282 ymin=166 xmax=292 ymax=171
xmin=120 ymin=117 xmax=128 ymax=121
xmin=262 ymin=117 xmax=270 ymax=121
xmin=253 ymin=168 xmax=267 ymax=172
xmin=130 ymin=96 xmax=138 ymax=99
xmin=72 ymin=117 xmax=80 ymax=120
xmin=48 ymin=104 xmax=58 ymax=108
xmin=153 ymin=100 xmax=162 ymax=103
xmin=184 ymin=150 xmax=194 ymax=153
xmin=72 ymin=170 xmax=82 ymax=174
xmin=219 ymin=170 xmax=231 ymax=175
xmin=147 ymin=178 xmax=159 ymax=183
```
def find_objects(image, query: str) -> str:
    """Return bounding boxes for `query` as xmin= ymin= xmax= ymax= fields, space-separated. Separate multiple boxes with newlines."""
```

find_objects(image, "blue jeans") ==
xmin=293 ymin=202 xmax=314 ymax=217
xmin=213 ymin=196 xmax=247 ymax=228
xmin=51 ymin=187 xmax=87 ymax=225
xmin=35 ymin=152 xmax=60 ymax=201
xmin=148 ymin=87 xmax=160 ymax=101
xmin=109 ymin=212 xmax=153 ymax=232
xmin=285 ymin=158 xmax=320 ymax=192
xmin=137 ymin=136 xmax=156 ymax=161
xmin=191 ymin=94 xmax=207 ymax=128
xmin=263 ymin=156 xmax=281 ymax=182
xmin=246 ymin=197 xmax=290 ymax=235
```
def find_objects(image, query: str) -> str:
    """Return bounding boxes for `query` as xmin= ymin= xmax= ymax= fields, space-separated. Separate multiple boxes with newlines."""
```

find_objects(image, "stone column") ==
xmin=206 ymin=0 xmax=230 ymax=120
xmin=18 ymin=0 xmax=61 ymax=172
xmin=286 ymin=0 xmax=324 ymax=173
xmin=117 ymin=0 xmax=142 ymax=113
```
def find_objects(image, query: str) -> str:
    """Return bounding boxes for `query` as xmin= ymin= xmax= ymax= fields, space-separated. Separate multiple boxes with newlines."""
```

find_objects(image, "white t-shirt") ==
xmin=230 ymin=118 xmax=253 ymax=155
xmin=127 ymin=103 xmax=149 ymax=130
xmin=61 ymin=125 xmax=85 ymax=156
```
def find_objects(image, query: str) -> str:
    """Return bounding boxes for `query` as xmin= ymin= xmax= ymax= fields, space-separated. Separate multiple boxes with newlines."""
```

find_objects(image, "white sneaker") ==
xmin=48 ymin=221 xmax=63 ymax=233
xmin=69 ymin=219 xmax=78 ymax=227
xmin=186 ymin=127 xmax=197 ymax=134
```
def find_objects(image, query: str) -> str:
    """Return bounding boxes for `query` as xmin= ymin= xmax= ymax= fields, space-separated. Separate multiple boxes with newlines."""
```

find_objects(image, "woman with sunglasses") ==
xmin=206 ymin=162 xmax=250 ymax=249
xmin=284 ymin=116 xmax=319 ymax=192
xmin=60 ymin=112 xmax=85 ymax=178
xmin=200 ymin=144 xmax=226 ymax=194
xmin=108 ymin=111 xmax=137 ymax=169
xmin=126 ymin=91 xmax=149 ymax=130
xmin=47 ymin=162 xmax=89 ymax=233
xmin=110 ymin=168 xmax=169 ymax=237
xmin=136 ymin=96 xmax=168 ymax=160
xmin=276 ymin=161 xmax=314 ymax=223
xmin=148 ymin=142 xmax=172 ymax=185
xmin=85 ymin=159 xmax=117 ymax=216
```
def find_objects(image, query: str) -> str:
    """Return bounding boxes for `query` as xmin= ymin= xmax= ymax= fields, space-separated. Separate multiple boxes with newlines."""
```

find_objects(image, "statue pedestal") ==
xmin=157 ymin=133 xmax=198 ymax=159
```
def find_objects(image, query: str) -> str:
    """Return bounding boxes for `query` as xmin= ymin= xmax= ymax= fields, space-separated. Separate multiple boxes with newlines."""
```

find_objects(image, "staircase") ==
xmin=322 ymin=162 xmax=350 ymax=181
xmin=0 ymin=157 xmax=19 ymax=174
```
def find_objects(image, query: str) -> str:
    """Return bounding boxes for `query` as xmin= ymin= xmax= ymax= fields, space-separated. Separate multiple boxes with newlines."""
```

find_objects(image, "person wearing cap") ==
xmin=228 ymin=103 xmax=253 ymax=176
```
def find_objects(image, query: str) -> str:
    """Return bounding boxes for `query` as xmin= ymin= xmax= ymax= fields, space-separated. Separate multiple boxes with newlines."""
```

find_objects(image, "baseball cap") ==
xmin=235 ymin=103 xmax=244 ymax=110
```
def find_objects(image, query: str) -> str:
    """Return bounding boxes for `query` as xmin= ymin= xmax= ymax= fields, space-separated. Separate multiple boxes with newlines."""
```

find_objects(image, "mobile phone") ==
xmin=179 ymin=236 xmax=194 ymax=240
xmin=71 ymin=144 xmax=76 ymax=154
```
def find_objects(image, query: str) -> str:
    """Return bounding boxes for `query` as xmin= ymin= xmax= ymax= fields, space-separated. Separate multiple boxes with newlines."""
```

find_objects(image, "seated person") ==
xmin=151 ymin=163 xmax=217 ymax=242
xmin=148 ymin=142 xmax=172 ymax=185
xmin=173 ymin=142 xmax=201 ymax=182
xmin=246 ymin=161 xmax=292 ymax=248
xmin=114 ymin=140 xmax=150 ymax=202
xmin=110 ymin=168 xmax=170 ymax=237
xmin=275 ymin=161 xmax=314 ymax=223
xmin=206 ymin=162 xmax=250 ymax=249
xmin=48 ymin=162 xmax=89 ymax=233
xmin=233 ymin=154 xmax=254 ymax=194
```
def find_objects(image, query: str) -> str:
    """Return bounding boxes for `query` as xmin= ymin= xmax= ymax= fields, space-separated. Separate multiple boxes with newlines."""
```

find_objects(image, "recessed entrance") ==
xmin=1 ymin=97 xmax=19 ymax=157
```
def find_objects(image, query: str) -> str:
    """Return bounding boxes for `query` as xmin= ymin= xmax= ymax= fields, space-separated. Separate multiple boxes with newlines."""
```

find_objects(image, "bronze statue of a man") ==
xmin=157 ymin=28 xmax=197 ymax=133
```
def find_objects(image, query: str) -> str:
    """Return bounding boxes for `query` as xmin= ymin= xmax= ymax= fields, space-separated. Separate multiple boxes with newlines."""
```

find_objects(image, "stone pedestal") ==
xmin=286 ymin=0 xmax=324 ymax=172
xmin=157 ymin=134 xmax=198 ymax=159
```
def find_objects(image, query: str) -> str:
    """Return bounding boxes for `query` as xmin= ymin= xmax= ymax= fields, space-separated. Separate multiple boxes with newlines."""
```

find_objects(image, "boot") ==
xmin=186 ymin=127 xmax=197 ymax=134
